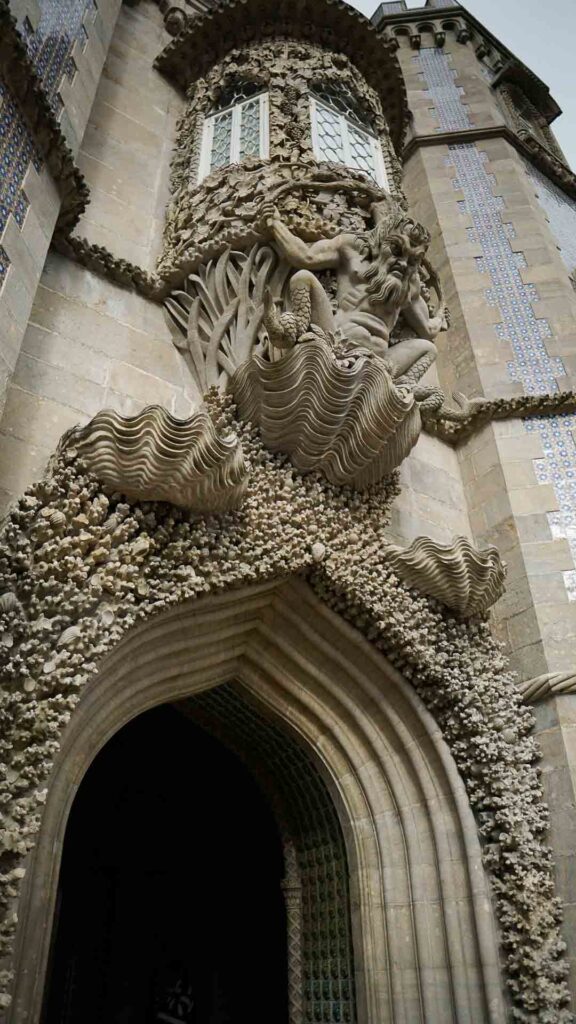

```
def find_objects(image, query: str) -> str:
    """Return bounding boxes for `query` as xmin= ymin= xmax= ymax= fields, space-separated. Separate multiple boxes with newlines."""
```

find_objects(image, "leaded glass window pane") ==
xmin=315 ymin=101 xmax=345 ymax=164
xmin=311 ymin=90 xmax=387 ymax=189
xmin=239 ymin=97 xmax=261 ymax=160
xmin=348 ymin=124 xmax=376 ymax=179
xmin=210 ymin=108 xmax=233 ymax=170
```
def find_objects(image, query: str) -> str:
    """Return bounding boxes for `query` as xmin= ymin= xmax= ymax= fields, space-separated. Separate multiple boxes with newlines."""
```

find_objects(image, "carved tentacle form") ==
xmin=60 ymin=406 xmax=250 ymax=513
xmin=231 ymin=336 xmax=421 ymax=487
xmin=384 ymin=535 xmax=506 ymax=616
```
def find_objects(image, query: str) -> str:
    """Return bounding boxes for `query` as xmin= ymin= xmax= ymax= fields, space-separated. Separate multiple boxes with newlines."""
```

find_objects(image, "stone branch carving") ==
xmin=52 ymin=234 xmax=167 ymax=300
xmin=383 ymin=535 xmax=507 ymax=617
xmin=0 ymin=392 xmax=571 ymax=1019
xmin=61 ymin=406 xmax=250 ymax=513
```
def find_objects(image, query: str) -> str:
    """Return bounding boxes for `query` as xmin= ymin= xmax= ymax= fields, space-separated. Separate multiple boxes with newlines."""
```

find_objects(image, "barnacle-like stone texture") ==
xmin=384 ymin=535 xmax=506 ymax=617
xmin=231 ymin=338 xmax=422 ymax=487
xmin=0 ymin=392 xmax=571 ymax=1021
xmin=61 ymin=405 xmax=249 ymax=513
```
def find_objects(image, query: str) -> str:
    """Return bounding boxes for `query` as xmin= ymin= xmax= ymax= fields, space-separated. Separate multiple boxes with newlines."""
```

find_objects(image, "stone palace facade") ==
xmin=1 ymin=0 xmax=576 ymax=1021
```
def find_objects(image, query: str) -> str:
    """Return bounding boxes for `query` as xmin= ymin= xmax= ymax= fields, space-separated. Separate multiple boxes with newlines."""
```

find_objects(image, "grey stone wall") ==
xmin=0 ymin=0 xmax=122 ymax=414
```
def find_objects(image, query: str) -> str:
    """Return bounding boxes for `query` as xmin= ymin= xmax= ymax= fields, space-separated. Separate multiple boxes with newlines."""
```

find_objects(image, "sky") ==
xmin=349 ymin=0 xmax=576 ymax=170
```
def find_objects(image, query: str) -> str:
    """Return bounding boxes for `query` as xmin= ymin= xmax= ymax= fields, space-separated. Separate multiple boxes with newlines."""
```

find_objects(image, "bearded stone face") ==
xmin=359 ymin=216 xmax=430 ymax=310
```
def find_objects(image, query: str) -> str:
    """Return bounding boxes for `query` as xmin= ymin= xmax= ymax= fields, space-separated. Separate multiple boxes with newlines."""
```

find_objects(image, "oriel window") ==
xmin=199 ymin=83 xmax=269 ymax=181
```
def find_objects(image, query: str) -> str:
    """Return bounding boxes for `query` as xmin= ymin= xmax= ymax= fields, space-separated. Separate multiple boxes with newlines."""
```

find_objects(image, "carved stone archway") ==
xmin=10 ymin=579 xmax=506 ymax=1024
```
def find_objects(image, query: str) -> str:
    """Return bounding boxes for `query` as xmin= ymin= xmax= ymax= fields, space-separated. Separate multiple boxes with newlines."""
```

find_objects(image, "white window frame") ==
xmin=310 ymin=96 xmax=389 ymax=190
xmin=198 ymin=92 xmax=269 ymax=182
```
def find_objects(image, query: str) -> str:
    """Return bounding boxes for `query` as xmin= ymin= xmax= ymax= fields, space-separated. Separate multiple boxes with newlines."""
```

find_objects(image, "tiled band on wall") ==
xmin=18 ymin=0 xmax=98 ymax=115
xmin=418 ymin=48 xmax=576 ymax=599
xmin=0 ymin=0 xmax=97 ymax=289
xmin=0 ymin=75 xmax=42 ymax=288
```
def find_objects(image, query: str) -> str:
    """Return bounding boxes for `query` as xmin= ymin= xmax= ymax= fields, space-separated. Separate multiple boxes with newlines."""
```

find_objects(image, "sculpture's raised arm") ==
xmin=263 ymin=204 xmax=342 ymax=270
xmin=403 ymin=287 xmax=450 ymax=342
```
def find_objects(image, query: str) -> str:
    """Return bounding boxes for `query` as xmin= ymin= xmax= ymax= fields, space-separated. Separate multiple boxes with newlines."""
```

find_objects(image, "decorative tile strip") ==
xmin=0 ymin=72 xmax=41 ymax=287
xmin=18 ymin=0 xmax=97 ymax=115
xmin=0 ymin=1 xmax=89 ymax=236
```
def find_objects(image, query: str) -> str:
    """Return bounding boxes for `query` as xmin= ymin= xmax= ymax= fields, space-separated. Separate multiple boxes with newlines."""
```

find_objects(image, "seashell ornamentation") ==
xmin=61 ymin=406 xmax=250 ymax=513
xmin=230 ymin=338 xmax=422 ymax=488
xmin=57 ymin=625 xmax=82 ymax=648
xmin=384 ymin=535 xmax=506 ymax=617
xmin=0 ymin=592 xmax=23 ymax=615
xmin=40 ymin=508 xmax=66 ymax=528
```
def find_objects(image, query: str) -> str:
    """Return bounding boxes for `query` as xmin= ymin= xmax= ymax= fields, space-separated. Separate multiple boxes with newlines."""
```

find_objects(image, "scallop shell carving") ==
xmin=57 ymin=625 xmax=82 ymax=648
xmin=62 ymin=406 xmax=249 ymax=513
xmin=230 ymin=338 xmax=422 ymax=487
xmin=385 ymin=535 xmax=506 ymax=616
xmin=40 ymin=508 xmax=66 ymax=528
xmin=0 ymin=592 xmax=23 ymax=615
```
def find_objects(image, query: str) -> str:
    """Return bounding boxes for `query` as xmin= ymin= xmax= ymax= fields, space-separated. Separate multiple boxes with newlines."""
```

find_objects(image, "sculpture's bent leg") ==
xmin=389 ymin=337 xmax=437 ymax=388
xmin=264 ymin=271 xmax=335 ymax=350
xmin=289 ymin=270 xmax=335 ymax=337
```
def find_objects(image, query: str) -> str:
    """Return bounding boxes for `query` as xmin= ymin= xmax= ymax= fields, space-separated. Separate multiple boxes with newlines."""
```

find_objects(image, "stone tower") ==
xmin=0 ymin=1 xmax=575 ymax=1021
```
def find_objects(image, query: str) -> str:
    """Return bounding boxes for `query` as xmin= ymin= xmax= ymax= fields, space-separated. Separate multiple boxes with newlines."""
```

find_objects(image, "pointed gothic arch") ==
xmin=10 ymin=579 xmax=506 ymax=1024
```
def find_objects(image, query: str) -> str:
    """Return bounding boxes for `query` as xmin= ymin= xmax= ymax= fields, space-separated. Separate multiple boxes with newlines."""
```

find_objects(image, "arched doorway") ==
xmin=42 ymin=703 xmax=289 ymax=1024
xmin=11 ymin=580 xmax=507 ymax=1023
xmin=41 ymin=681 xmax=358 ymax=1024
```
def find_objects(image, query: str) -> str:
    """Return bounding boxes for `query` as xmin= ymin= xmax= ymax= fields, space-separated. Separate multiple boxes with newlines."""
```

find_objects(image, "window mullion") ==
xmin=260 ymin=93 xmax=269 ymax=159
xmin=341 ymin=114 xmax=353 ymax=168
xmin=231 ymin=104 xmax=242 ymax=164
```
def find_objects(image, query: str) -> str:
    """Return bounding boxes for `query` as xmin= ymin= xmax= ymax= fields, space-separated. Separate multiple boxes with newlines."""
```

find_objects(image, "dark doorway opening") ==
xmin=42 ymin=704 xmax=288 ymax=1024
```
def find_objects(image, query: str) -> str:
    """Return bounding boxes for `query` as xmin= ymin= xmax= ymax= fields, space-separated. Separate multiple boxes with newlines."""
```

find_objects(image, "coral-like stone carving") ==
xmin=0 ymin=394 xmax=570 ymax=1021
xmin=384 ymin=535 xmax=506 ymax=616
xmin=61 ymin=406 xmax=249 ymax=513
xmin=231 ymin=336 xmax=421 ymax=487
